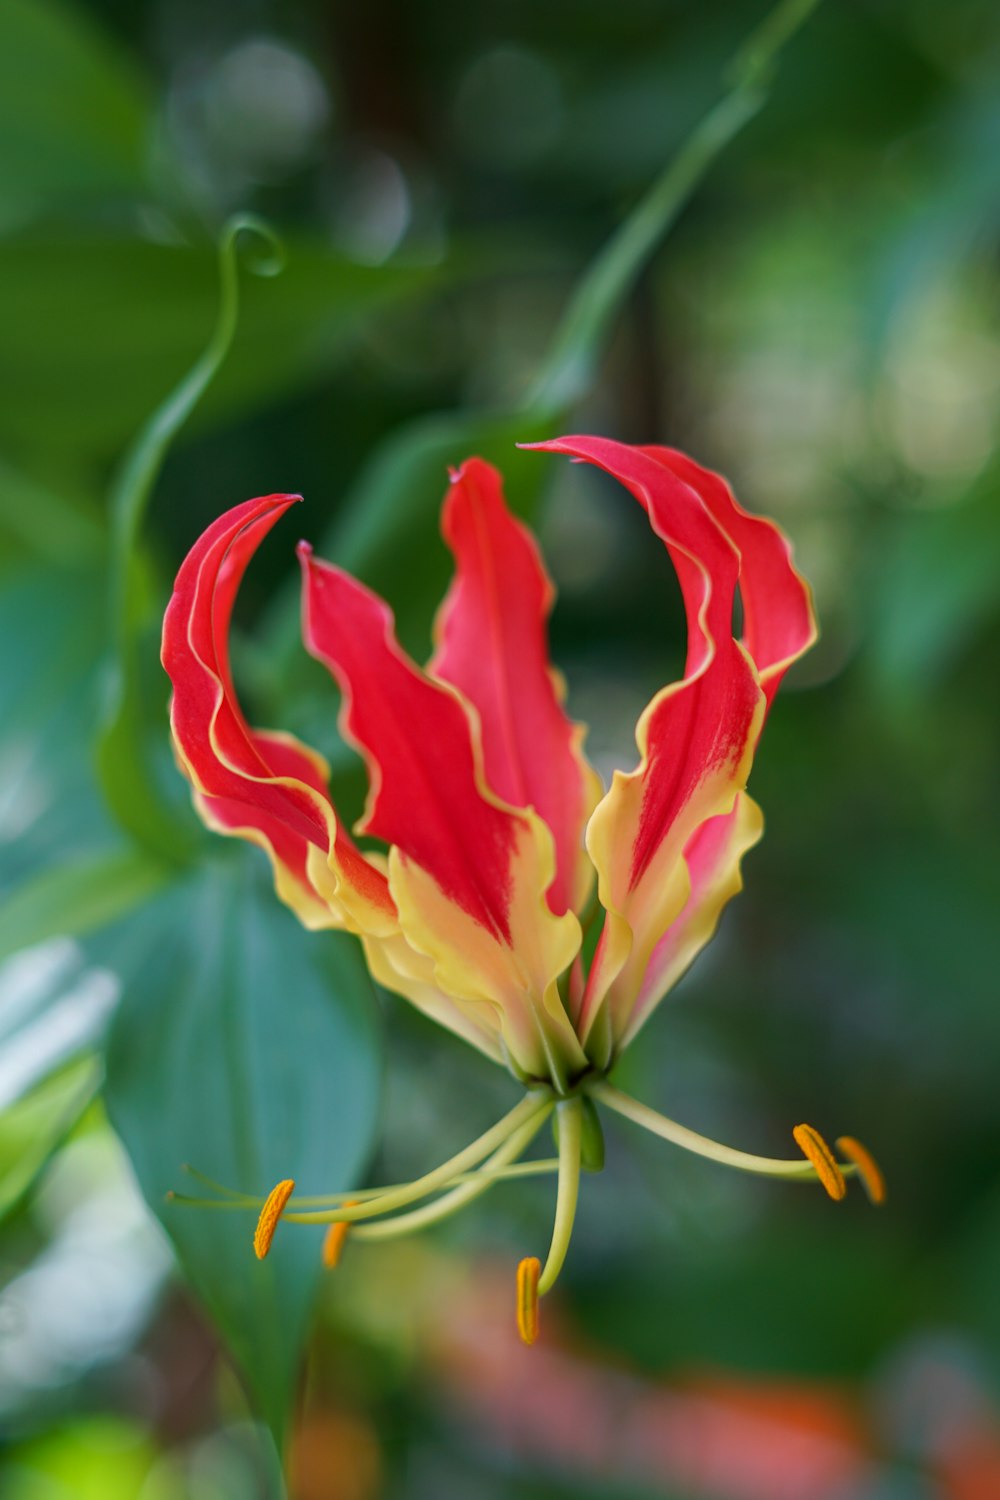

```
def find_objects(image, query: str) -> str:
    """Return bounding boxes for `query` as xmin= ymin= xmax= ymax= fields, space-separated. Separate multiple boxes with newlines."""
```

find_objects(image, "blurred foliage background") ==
xmin=1 ymin=0 xmax=999 ymax=1496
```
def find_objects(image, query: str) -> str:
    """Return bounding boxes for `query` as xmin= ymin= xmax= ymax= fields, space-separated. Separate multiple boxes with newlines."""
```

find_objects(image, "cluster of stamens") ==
xmin=171 ymin=1080 xmax=883 ymax=1346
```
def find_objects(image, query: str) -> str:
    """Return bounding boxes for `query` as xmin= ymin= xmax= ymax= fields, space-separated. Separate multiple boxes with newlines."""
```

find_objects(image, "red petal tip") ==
xmin=296 ymin=539 xmax=314 ymax=561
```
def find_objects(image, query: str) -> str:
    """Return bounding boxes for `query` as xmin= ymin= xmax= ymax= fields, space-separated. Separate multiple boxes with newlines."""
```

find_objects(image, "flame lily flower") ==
xmin=163 ymin=435 xmax=883 ymax=1343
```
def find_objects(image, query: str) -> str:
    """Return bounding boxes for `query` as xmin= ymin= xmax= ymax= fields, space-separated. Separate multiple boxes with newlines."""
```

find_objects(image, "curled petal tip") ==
xmin=836 ymin=1136 xmax=886 ymax=1206
xmin=793 ymin=1124 xmax=847 ymax=1202
xmin=296 ymin=539 xmax=314 ymax=561
xmin=516 ymin=1255 xmax=541 ymax=1346
xmin=253 ymin=1178 xmax=295 ymax=1259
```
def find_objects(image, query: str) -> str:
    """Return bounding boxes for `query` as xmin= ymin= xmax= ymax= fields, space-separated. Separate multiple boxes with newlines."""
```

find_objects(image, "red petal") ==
xmin=528 ymin=437 xmax=766 ymax=1043
xmin=430 ymin=458 xmax=599 ymax=917
xmin=535 ymin=437 xmax=762 ymax=881
xmin=299 ymin=543 xmax=586 ymax=1077
xmin=299 ymin=543 xmax=521 ymax=940
xmin=641 ymin=446 xmax=817 ymax=706
xmin=162 ymin=497 xmax=392 ymax=926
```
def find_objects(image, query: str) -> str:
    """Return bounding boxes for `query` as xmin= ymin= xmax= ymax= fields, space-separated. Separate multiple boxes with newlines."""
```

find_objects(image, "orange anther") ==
xmin=253 ymin=1179 xmax=295 ymax=1259
xmin=793 ymin=1124 xmax=846 ymax=1201
xmin=322 ymin=1201 xmax=360 ymax=1268
xmin=516 ymin=1256 xmax=541 ymax=1346
xmin=836 ymin=1136 xmax=886 ymax=1205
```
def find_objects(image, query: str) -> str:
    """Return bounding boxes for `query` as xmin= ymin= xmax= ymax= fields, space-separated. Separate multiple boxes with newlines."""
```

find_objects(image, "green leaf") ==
xmin=0 ymin=232 xmax=443 ymax=460
xmin=0 ymin=0 xmax=151 ymax=229
xmin=0 ymin=1054 xmax=99 ymax=1220
xmin=0 ymin=458 xmax=104 ymax=565
xmin=868 ymin=459 xmax=1000 ymax=692
xmin=0 ymin=564 xmax=112 ymax=891
xmin=0 ymin=848 xmax=168 ymax=965
xmin=104 ymin=854 xmax=383 ymax=1457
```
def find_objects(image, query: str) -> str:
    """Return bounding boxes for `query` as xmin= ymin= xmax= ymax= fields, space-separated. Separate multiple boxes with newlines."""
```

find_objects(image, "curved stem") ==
xmin=351 ymin=1107 xmax=553 ymax=1241
xmin=286 ymin=1091 xmax=552 ymax=1225
xmin=97 ymin=215 xmax=283 ymax=860
xmin=538 ymin=1097 xmax=584 ymax=1295
xmin=590 ymin=1081 xmax=858 ymax=1182
xmin=527 ymin=0 xmax=822 ymax=412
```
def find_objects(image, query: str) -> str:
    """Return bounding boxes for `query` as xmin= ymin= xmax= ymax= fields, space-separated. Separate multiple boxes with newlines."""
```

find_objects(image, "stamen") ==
xmin=279 ymin=1092 xmax=551 ymax=1227
xmin=792 ymin=1124 xmax=846 ymax=1201
xmin=322 ymin=1200 xmax=359 ymax=1268
xmin=516 ymin=1256 xmax=541 ymax=1346
xmin=253 ymin=1179 xmax=295 ymax=1259
xmin=836 ymin=1136 xmax=885 ymax=1205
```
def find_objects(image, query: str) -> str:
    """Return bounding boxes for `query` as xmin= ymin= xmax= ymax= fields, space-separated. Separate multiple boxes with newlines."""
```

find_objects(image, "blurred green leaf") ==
xmin=0 ymin=1054 xmax=99 ymax=1220
xmin=573 ymin=1222 xmax=907 ymax=1378
xmin=869 ymin=461 xmax=1000 ymax=691
xmin=0 ymin=848 xmax=168 ymax=964
xmin=0 ymin=565 xmax=112 ymax=891
xmin=105 ymin=854 xmax=383 ymax=1456
xmin=4 ymin=1415 xmax=177 ymax=1500
xmin=0 ymin=458 xmax=104 ymax=565
xmin=0 ymin=233 xmax=445 ymax=460
xmin=0 ymin=0 xmax=150 ymax=230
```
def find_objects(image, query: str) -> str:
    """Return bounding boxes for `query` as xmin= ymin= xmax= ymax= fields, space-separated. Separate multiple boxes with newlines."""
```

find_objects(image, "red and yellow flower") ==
xmin=164 ymin=435 xmax=882 ymax=1343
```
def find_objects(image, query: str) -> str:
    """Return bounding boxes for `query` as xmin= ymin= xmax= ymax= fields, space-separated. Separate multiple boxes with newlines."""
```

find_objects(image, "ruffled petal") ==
xmin=640 ymin=446 xmax=817 ymax=705
xmin=605 ymin=449 xmax=817 ymax=1046
xmin=529 ymin=438 xmax=766 ymax=1051
xmin=361 ymin=930 xmax=505 ymax=1064
xmin=299 ymin=543 xmax=587 ymax=1081
xmin=430 ymin=458 xmax=601 ymax=917
xmin=162 ymin=496 xmax=393 ymax=932
xmin=621 ymin=792 xmax=764 ymax=1046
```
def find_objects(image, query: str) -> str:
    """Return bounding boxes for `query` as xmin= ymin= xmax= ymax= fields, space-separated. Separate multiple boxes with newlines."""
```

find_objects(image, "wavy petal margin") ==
xmin=162 ymin=495 xmax=393 ymax=933
xmin=298 ymin=544 xmax=587 ymax=1081
xmin=527 ymin=439 xmax=767 ymax=1051
xmin=640 ymin=446 xmax=818 ymax=704
xmin=430 ymin=458 xmax=602 ymax=917
xmin=621 ymin=792 xmax=764 ymax=1046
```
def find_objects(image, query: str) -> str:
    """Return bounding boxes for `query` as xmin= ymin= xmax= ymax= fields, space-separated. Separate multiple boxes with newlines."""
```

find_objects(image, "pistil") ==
xmin=537 ymin=1097 xmax=584 ymax=1295
xmin=588 ymin=1080 xmax=881 ymax=1195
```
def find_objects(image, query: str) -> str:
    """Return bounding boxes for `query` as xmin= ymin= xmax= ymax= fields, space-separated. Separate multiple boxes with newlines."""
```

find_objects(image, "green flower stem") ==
xmin=97 ymin=215 xmax=284 ymax=861
xmin=537 ymin=1096 xmax=584 ymax=1296
xmin=589 ymin=1080 xmax=859 ymax=1182
xmin=285 ymin=1091 xmax=552 ymax=1226
xmin=352 ymin=1107 xmax=554 ymax=1241
xmin=528 ymin=0 xmax=823 ymax=412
